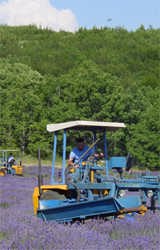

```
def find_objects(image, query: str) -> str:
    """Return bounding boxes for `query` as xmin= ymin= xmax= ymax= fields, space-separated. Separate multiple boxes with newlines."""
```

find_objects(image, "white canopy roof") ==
xmin=47 ymin=120 xmax=126 ymax=132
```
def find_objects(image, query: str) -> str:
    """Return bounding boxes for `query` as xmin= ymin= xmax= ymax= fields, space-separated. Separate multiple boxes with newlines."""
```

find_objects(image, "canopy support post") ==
xmin=104 ymin=130 xmax=108 ymax=176
xmin=93 ymin=131 xmax=97 ymax=154
xmin=51 ymin=132 xmax=57 ymax=184
xmin=62 ymin=129 xmax=67 ymax=184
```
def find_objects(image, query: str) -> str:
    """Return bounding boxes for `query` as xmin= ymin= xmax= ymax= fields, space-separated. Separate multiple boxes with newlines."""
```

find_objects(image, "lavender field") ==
xmin=0 ymin=166 xmax=160 ymax=250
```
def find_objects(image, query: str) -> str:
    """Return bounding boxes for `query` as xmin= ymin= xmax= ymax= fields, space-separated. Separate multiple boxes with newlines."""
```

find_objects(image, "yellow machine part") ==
xmin=103 ymin=190 xmax=109 ymax=196
xmin=90 ymin=170 xmax=94 ymax=183
xmin=0 ymin=168 xmax=6 ymax=176
xmin=12 ymin=165 xmax=23 ymax=175
xmin=82 ymin=161 xmax=86 ymax=166
xmin=92 ymin=189 xmax=109 ymax=196
xmin=33 ymin=187 xmax=40 ymax=215
xmin=33 ymin=184 xmax=68 ymax=214
xmin=69 ymin=167 xmax=75 ymax=173
xmin=119 ymin=204 xmax=147 ymax=216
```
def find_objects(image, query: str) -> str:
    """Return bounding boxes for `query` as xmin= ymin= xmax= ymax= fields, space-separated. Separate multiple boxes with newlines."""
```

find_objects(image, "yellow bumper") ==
xmin=32 ymin=184 xmax=68 ymax=214
xmin=12 ymin=165 xmax=23 ymax=175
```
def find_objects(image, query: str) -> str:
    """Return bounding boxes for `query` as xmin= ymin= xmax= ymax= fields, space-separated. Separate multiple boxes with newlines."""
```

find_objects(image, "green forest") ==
xmin=0 ymin=25 xmax=159 ymax=169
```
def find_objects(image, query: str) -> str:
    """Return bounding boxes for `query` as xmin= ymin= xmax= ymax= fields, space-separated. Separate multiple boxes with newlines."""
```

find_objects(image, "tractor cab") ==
xmin=47 ymin=120 xmax=128 ymax=184
xmin=33 ymin=120 xmax=158 ymax=222
xmin=0 ymin=150 xmax=23 ymax=176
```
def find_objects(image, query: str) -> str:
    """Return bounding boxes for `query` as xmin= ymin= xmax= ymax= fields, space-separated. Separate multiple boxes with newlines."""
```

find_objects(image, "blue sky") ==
xmin=52 ymin=0 xmax=160 ymax=30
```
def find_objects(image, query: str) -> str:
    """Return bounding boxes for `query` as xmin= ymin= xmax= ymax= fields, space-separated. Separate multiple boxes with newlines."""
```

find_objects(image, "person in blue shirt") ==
xmin=66 ymin=137 xmax=93 ymax=185
xmin=68 ymin=137 xmax=93 ymax=166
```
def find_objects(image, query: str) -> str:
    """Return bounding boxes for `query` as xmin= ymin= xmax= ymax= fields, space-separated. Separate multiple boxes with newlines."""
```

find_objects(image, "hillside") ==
xmin=0 ymin=25 xmax=159 ymax=168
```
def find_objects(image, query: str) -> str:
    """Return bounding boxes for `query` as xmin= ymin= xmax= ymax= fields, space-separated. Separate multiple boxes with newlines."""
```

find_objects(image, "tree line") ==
xmin=0 ymin=25 xmax=159 ymax=169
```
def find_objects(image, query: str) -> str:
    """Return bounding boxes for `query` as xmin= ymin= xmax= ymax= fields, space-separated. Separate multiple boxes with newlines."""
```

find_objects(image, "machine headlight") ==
xmin=119 ymin=190 xmax=126 ymax=197
xmin=147 ymin=190 xmax=153 ymax=198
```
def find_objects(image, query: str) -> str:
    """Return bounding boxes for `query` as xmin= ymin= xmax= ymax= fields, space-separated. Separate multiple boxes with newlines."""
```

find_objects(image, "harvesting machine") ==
xmin=0 ymin=150 xmax=23 ymax=176
xmin=33 ymin=121 xmax=160 ymax=222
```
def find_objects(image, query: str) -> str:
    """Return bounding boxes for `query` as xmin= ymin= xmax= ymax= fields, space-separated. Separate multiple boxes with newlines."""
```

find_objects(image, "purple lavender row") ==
xmin=0 ymin=170 xmax=160 ymax=250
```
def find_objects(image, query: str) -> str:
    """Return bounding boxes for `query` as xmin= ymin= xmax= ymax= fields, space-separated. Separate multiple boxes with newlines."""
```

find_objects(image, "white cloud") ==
xmin=0 ymin=0 xmax=78 ymax=32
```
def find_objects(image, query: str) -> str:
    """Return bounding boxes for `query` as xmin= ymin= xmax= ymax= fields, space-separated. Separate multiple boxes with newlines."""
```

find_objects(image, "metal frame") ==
xmin=51 ymin=132 xmax=57 ymax=184
xmin=51 ymin=126 xmax=111 ymax=184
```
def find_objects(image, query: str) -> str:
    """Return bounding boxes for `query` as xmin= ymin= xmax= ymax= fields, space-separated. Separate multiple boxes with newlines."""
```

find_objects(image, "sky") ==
xmin=0 ymin=0 xmax=159 ymax=32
